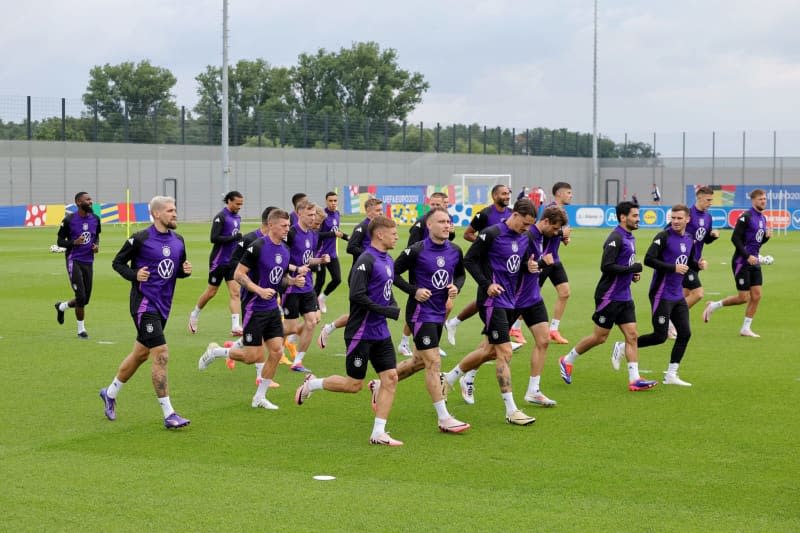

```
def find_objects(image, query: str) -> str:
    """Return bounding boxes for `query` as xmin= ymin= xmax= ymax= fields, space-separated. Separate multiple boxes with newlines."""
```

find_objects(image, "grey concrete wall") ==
xmin=2 ymin=140 xmax=797 ymax=221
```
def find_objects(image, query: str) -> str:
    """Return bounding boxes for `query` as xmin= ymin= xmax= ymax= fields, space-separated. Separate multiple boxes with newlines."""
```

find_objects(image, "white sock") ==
xmin=564 ymin=348 xmax=579 ymax=364
xmin=512 ymin=319 xmax=522 ymax=330
xmin=448 ymin=317 xmax=461 ymax=326
xmin=231 ymin=314 xmax=240 ymax=330
xmin=711 ymin=300 xmax=723 ymax=311
xmin=464 ymin=369 xmax=478 ymax=382
xmin=327 ymin=323 xmax=337 ymax=331
xmin=255 ymin=378 xmax=270 ymax=398
xmin=309 ymin=378 xmax=325 ymax=391
xmin=191 ymin=306 xmax=201 ymax=316
xmin=627 ymin=362 xmax=640 ymax=382
xmin=527 ymin=375 xmax=541 ymax=395
xmin=158 ymin=396 xmax=175 ymax=418
xmin=400 ymin=334 xmax=410 ymax=344
xmin=77 ymin=320 xmax=86 ymax=333
xmin=550 ymin=319 xmax=560 ymax=331
xmin=433 ymin=400 xmax=449 ymax=420
xmin=445 ymin=366 xmax=465 ymax=386
xmin=255 ymin=363 xmax=265 ymax=380
xmin=372 ymin=417 xmax=387 ymax=437
xmin=106 ymin=377 xmax=124 ymax=399
xmin=501 ymin=392 xmax=518 ymax=416
xmin=318 ymin=293 xmax=326 ymax=302
xmin=211 ymin=346 xmax=229 ymax=358
xmin=58 ymin=301 xmax=69 ymax=312
xmin=287 ymin=334 xmax=298 ymax=344
xmin=667 ymin=362 xmax=679 ymax=375
xmin=294 ymin=351 xmax=305 ymax=364
xmin=232 ymin=339 xmax=244 ymax=349
xmin=743 ymin=317 xmax=753 ymax=330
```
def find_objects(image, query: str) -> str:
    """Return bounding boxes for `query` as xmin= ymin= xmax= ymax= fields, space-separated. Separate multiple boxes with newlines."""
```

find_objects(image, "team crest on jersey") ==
xmin=275 ymin=254 xmax=283 ymax=264
xmin=422 ymin=336 xmax=431 ymax=346
xmin=385 ymin=265 xmax=392 ymax=277
xmin=354 ymin=357 xmax=364 ymax=368
xmin=82 ymin=222 xmax=89 ymax=231
xmin=699 ymin=219 xmax=705 ymax=227
xmin=511 ymin=241 xmax=519 ymax=253
xmin=305 ymin=239 xmax=311 ymax=248
xmin=436 ymin=256 xmax=446 ymax=267
xmin=162 ymin=245 xmax=171 ymax=257
xmin=145 ymin=322 xmax=154 ymax=334
xmin=680 ymin=242 xmax=687 ymax=253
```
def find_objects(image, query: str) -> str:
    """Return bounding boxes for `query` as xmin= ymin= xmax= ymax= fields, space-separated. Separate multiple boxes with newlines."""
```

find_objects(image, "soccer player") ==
xmin=381 ymin=207 xmax=469 ymax=433
xmin=442 ymin=199 xmax=539 ymax=426
xmin=100 ymin=196 xmax=192 ymax=429
xmin=651 ymin=183 xmax=662 ymax=205
xmin=613 ymin=205 xmax=705 ymax=387
xmin=703 ymin=189 xmax=772 ymax=337
xmin=683 ymin=186 xmax=719 ymax=310
xmin=314 ymin=191 xmax=348 ymax=313
xmin=295 ymin=216 xmax=405 ymax=446
xmin=289 ymin=192 xmax=307 ymax=227
xmin=397 ymin=191 xmax=455 ymax=357
xmin=188 ymin=191 xmax=244 ymax=336
xmin=558 ymin=201 xmax=658 ymax=391
xmin=54 ymin=191 xmax=101 ymax=338
xmin=538 ymin=181 xmax=574 ymax=345
xmin=445 ymin=184 xmax=512 ymax=345
xmin=317 ymin=197 xmax=384 ymax=346
xmin=455 ymin=205 xmax=567 ymax=408
xmin=198 ymin=209 xmax=308 ymax=409
xmin=283 ymin=199 xmax=330 ymax=372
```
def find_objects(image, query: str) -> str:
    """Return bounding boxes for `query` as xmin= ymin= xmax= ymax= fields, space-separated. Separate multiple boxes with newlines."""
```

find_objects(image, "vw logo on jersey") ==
xmin=382 ymin=280 xmax=393 ymax=301
xmin=756 ymin=229 xmax=764 ymax=242
xmin=431 ymin=269 xmax=450 ymax=289
xmin=302 ymin=249 xmax=312 ymax=265
xmin=511 ymin=241 xmax=519 ymax=253
xmin=269 ymin=266 xmax=284 ymax=285
xmin=332 ymin=225 xmax=339 ymax=233
xmin=81 ymin=231 xmax=92 ymax=244
xmin=680 ymin=242 xmax=687 ymax=253
xmin=162 ymin=245 xmax=171 ymax=257
xmin=695 ymin=227 xmax=707 ymax=241
xmin=676 ymin=254 xmax=689 ymax=265
xmin=157 ymin=259 xmax=175 ymax=279
xmin=436 ymin=256 xmax=446 ymax=268
xmin=506 ymin=254 xmax=521 ymax=273
xmin=275 ymin=254 xmax=283 ymax=264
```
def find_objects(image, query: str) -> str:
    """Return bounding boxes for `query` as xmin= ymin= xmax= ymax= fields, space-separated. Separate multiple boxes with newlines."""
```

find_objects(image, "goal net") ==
xmin=452 ymin=174 xmax=512 ymax=204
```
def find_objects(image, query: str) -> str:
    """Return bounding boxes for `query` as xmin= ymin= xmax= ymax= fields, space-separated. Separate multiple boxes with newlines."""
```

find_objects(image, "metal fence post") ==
xmin=497 ymin=127 xmax=501 ymax=155
xmin=26 ymin=96 xmax=32 ymax=140
xmin=483 ymin=126 xmax=487 ymax=154
xmin=512 ymin=128 xmax=516 ymax=155
xmin=402 ymin=121 xmax=406 ymax=151
xmin=324 ymin=115 xmax=329 ymax=149
xmin=452 ymin=123 xmax=456 ymax=153
xmin=61 ymin=97 xmax=66 ymax=141
xmin=181 ymin=106 xmax=186 ymax=145
xmin=208 ymin=104 xmax=213 ymax=145
xmin=94 ymin=101 xmax=99 ymax=142
xmin=436 ymin=122 xmax=440 ymax=153
xmin=419 ymin=122 xmax=423 ymax=152
xmin=123 ymin=102 xmax=129 ymax=143
xmin=303 ymin=113 xmax=308 ymax=148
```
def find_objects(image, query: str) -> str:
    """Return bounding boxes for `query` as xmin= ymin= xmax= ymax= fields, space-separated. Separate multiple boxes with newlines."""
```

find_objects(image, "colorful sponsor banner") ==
xmin=0 ymin=202 xmax=150 ymax=228
xmin=686 ymin=185 xmax=800 ymax=210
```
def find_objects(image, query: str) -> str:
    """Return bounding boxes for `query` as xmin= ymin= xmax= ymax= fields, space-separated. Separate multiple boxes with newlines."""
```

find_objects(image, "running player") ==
xmin=538 ymin=182 xmax=573 ymax=344
xmin=314 ymin=191 xmax=348 ymax=313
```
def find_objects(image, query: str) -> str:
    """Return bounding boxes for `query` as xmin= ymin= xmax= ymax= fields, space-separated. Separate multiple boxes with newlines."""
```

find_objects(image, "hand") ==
xmin=182 ymin=261 xmax=192 ymax=275
xmin=335 ymin=230 xmax=344 ymax=238
xmin=710 ymin=230 xmax=720 ymax=239
xmin=136 ymin=266 xmax=150 ymax=281
xmin=487 ymin=283 xmax=504 ymax=297
xmin=632 ymin=273 xmax=641 ymax=283
xmin=233 ymin=232 xmax=243 ymax=241
xmin=447 ymin=284 xmax=458 ymax=299
xmin=260 ymin=287 xmax=276 ymax=300
xmin=527 ymin=256 xmax=539 ymax=273
xmin=92 ymin=244 xmax=99 ymax=254
xmin=415 ymin=288 xmax=432 ymax=302
xmin=675 ymin=263 xmax=689 ymax=275
xmin=698 ymin=259 xmax=708 ymax=271
xmin=294 ymin=275 xmax=306 ymax=288
xmin=766 ymin=227 xmax=773 ymax=239
xmin=747 ymin=255 xmax=758 ymax=266
xmin=74 ymin=235 xmax=87 ymax=245
xmin=542 ymin=253 xmax=555 ymax=266
xmin=631 ymin=262 xmax=643 ymax=273
xmin=322 ymin=254 xmax=331 ymax=264
xmin=296 ymin=265 xmax=310 ymax=276
xmin=562 ymin=226 xmax=571 ymax=239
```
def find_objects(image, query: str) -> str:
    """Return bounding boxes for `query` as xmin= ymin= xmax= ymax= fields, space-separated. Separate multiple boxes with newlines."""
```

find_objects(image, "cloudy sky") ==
xmin=2 ymin=0 xmax=799 ymax=155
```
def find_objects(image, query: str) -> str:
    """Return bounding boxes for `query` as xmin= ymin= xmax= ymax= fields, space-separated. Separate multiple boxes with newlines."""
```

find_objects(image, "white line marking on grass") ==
xmin=705 ymin=292 xmax=721 ymax=295
xmin=313 ymin=475 xmax=336 ymax=481
xmin=97 ymin=341 xmax=116 ymax=345
xmin=333 ymin=353 xmax=345 ymax=357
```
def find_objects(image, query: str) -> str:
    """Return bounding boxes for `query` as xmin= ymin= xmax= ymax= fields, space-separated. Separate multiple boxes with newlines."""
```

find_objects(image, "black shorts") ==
xmin=67 ymin=260 xmax=93 ymax=306
xmin=682 ymin=269 xmax=702 ymax=291
xmin=411 ymin=322 xmax=444 ymax=351
xmin=592 ymin=300 xmax=637 ymax=329
xmin=208 ymin=264 xmax=234 ymax=286
xmin=282 ymin=291 xmax=319 ymax=319
xmin=516 ymin=300 xmax=549 ymax=328
xmin=733 ymin=263 xmax=762 ymax=291
xmin=405 ymin=299 xmax=445 ymax=329
xmin=242 ymin=308 xmax=284 ymax=346
xmin=538 ymin=262 xmax=569 ymax=287
xmin=343 ymin=337 xmax=396 ymax=380
xmin=479 ymin=306 xmax=515 ymax=345
xmin=134 ymin=311 xmax=167 ymax=349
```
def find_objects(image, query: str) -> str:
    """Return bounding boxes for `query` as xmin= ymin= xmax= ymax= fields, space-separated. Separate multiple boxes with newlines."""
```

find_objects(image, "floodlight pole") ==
xmin=591 ymin=0 xmax=599 ymax=205
xmin=221 ymin=0 xmax=230 ymax=194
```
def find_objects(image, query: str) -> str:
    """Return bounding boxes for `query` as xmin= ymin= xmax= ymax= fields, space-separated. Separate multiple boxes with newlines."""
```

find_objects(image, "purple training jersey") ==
xmin=344 ymin=246 xmax=399 ymax=342
xmin=209 ymin=207 xmax=241 ymax=270
xmin=239 ymin=236 xmax=291 ymax=314
xmin=285 ymin=224 xmax=318 ymax=294
xmin=515 ymin=225 xmax=545 ymax=309
xmin=57 ymin=210 xmax=101 ymax=265
xmin=645 ymin=228 xmax=696 ymax=309
xmin=464 ymin=222 xmax=529 ymax=310
xmin=316 ymin=208 xmax=341 ymax=258
xmin=594 ymin=225 xmax=639 ymax=307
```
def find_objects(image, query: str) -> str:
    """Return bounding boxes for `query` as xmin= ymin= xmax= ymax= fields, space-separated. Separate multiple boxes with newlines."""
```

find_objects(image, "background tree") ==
xmin=82 ymin=60 xmax=178 ymax=143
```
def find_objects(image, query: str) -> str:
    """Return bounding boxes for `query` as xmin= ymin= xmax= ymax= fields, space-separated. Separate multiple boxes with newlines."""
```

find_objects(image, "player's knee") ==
xmin=344 ymin=379 xmax=364 ymax=393
xmin=558 ymin=285 xmax=571 ymax=299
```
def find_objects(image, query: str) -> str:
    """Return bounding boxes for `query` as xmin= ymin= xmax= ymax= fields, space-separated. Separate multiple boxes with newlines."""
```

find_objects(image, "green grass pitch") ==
xmin=1 ymin=218 xmax=797 ymax=531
